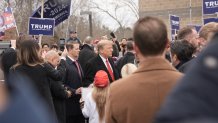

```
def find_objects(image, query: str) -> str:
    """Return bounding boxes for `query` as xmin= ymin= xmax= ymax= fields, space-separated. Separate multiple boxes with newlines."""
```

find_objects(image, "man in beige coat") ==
xmin=105 ymin=16 xmax=183 ymax=123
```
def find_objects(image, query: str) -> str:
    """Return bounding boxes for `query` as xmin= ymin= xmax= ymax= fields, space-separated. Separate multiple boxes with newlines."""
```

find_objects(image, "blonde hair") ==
xmin=97 ymin=40 xmax=113 ymax=52
xmin=121 ymin=63 xmax=137 ymax=78
xmin=92 ymin=85 xmax=109 ymax=123
xmin=199 ymin=22 xmax=218 ymax=41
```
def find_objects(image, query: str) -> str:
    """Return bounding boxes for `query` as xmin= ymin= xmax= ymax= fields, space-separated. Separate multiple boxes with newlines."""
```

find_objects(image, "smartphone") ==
xmin=59 ymin=38 xmax=65 ymax=51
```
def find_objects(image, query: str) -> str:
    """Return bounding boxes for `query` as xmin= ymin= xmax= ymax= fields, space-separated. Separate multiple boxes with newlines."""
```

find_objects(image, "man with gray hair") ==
xmin=78 ymin=36 xmax=96 ymax=72
xmin=44 ymin=50 xmax=71 ymax=123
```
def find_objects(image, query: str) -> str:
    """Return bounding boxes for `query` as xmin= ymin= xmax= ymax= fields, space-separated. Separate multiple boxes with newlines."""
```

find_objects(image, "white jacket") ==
xmin=82 ymin=91 xmax=105 ymax=123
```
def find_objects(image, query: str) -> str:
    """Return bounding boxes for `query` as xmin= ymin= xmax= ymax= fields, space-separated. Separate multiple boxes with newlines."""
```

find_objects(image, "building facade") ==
xmin=139 ymin=0 xmax=213 ymax=39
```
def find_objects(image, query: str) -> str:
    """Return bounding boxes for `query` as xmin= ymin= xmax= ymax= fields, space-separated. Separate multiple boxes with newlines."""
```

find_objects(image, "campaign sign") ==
xmin=204 ymin=17 xmax=218 ymax=24
xmin=203 ymin=0 xmax=218 ymax=15
xmin=0 ymin=7 xmax=16 ymax=32
xmin=194 ymin=25 xmax=202 ymax=32
xmin=29 ymin=18 xmax=55 ymax=36
xmin=32 ymin=0 xmax=71 ymax=26
xmin=187 ymin=24 xmax=202 ymax=32
xmin=170 ymin=15 xmax=180 ymax=41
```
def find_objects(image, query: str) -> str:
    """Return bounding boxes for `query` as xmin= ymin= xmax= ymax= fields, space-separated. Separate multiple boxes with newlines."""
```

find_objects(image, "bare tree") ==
xmin=120 ymin=0 xmax=139 ymax=19
xmin=87 ymin=0 xmax=138 ymax=38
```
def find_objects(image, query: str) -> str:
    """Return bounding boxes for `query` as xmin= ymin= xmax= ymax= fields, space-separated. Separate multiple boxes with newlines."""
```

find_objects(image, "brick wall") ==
xmin=139 ymin=0 xmax=205 ymax=39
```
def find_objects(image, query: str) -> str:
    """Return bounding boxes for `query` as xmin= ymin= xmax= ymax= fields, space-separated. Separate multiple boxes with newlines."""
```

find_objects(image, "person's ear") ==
xmin=133 ymin=43 xmax=140 ymax=55
xmin=165 ymin=38 xmax=170 ymax=49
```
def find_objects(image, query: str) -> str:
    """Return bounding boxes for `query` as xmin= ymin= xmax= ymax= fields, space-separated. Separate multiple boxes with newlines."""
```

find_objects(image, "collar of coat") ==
xmin=135 ymin=57 xmax=177 ymax=73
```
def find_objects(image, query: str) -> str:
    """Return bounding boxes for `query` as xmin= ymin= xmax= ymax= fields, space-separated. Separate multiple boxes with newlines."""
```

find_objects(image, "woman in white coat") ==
xmin=82 ymin=70 xmax=109 ymax=123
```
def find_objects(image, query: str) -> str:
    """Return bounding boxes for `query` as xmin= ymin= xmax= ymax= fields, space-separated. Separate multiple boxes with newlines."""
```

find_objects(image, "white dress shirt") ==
xmin=99 ymin=55 xmax=113 ymax=72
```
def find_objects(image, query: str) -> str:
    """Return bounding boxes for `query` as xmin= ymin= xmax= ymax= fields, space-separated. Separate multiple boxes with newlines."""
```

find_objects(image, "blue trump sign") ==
xmin=170 ymin=15 xmax=180 ymax=41
xmin=203 ymin=0 xmax=218 ymax=15
xmin=194 ymin=25 xmax=202 ymax=32
xmin=29 ymin=18 xmax=55 ymax=36
xmin=204 ymin=17 xmax=218 ymax=24
xmin=32 ymin=0 xmax=71 ymax=26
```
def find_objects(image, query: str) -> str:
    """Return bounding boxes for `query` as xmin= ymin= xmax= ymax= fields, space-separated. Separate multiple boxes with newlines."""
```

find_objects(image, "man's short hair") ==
xmin=66 ymin=42 xmax=79 ymax=51
xmin=83 ymin=36 xmax=93 ymax=44
xmin=126 ymin=41 xmax=134 ymax=51
xmin=133 ymin=16 xmax=168 ymax=56
xmin=42 ymin=43 xmax=49 ymax=48
xmin=51 ymin=44 xmax=58 ymax=50
xmin=177 ymin=26 xmax=195 ymax=40
xmin=171 ymin=39 xmax=196 ymax=61
xmin=199 ymin=22 xmax=218 ymax=41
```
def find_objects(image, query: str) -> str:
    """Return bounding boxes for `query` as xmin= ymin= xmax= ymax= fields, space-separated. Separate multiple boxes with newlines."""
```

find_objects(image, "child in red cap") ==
xmin=82 ymin=70 xmax=109 ymax=123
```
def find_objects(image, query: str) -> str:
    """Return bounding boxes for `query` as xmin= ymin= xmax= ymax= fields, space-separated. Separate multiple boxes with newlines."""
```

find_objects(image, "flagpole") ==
xmin=38 ymin=0 xmax=44 ymax=46
xmin=189 ymin=0 xmax=192 ymax=24
xmin=65 ymin=17 xmax=70 ymax=39
xmin=65 ymin=0 xmax=72 ymax=40
xmin=11 ymin=6 xmax=19 ymax=37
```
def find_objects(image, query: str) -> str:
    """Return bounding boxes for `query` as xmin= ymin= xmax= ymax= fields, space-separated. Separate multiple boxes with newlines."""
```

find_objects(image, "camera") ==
xmin=59 ymin=38 xmax=65 ymax=51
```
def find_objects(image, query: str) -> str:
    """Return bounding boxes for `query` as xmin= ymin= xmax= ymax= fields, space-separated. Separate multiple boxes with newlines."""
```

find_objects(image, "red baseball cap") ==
xmin=94 ymin=70 xmax=109 ymax=88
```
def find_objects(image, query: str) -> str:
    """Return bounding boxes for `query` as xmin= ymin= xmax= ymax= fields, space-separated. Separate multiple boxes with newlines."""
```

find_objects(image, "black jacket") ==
xmin=78 ymin=44 xmax=96 ymax=72
xmin=83 ymin=55 xmax=120 ymax=87
xmin=1 ymin=48 xmax=17 ymax=77
xmin=10 ymin=64 xmax=63 ymax=120
xmin=178 ymin=59 xmax=195 ymax=73
xmin=48 ymin=60 xmax=68 ymax=123
xmin=64 ymin=56 xmax=84 ymax=116
xmin=116 ymin=52 xmax=135 ymax=75
xmin=112 ymin=44 xmax=119 ymax=57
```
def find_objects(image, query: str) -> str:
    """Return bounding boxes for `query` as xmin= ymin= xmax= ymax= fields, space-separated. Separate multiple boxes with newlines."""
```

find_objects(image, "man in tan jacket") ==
xmin=105 ymin=16 xmax=183 ymax=123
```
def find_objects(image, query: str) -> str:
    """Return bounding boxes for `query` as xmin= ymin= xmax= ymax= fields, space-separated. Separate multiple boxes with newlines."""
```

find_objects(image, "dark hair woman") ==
xmin=11 ymin=40 xmax=63 ymax=122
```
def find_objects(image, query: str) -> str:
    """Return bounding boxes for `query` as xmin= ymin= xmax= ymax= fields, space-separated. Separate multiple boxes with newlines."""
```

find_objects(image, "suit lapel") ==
xmin=97 ymin=55 xmax=115 ymax=82
xmin=66 ymin=57 xmax=84 ymax=81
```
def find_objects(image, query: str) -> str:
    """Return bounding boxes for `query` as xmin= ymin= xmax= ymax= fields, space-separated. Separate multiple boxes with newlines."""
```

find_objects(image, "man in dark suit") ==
xmin=45 ymin=50 xmax=71 ymax=123
xmin=116 ymin=40 xmax=135 ymax=76
xmin=78 ymin=36 xmax=96 ymax=72
xmin=83 ymin=40 xmax=120 ymax=87
xmin=64 ymin=42 xmax=85 ymax=123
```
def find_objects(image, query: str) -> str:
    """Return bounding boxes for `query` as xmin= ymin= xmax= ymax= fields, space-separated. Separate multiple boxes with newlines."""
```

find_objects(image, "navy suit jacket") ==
xmin=65 ymin=56 xmax=84 ymax=116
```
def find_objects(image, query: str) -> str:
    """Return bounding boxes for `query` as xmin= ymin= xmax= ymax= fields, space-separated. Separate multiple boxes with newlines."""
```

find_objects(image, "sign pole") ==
xmin=38 ymin=0 xmax=44 ymax=46
xmin=189 ymin=0 xmax=192 ymax=24
xmin=65 ymin=17 xmax=70 ymax=40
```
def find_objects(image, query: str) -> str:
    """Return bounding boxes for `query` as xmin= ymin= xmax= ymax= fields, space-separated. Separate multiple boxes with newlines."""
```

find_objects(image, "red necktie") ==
xmin=106 ymin=59 xmax=115 ymax=81
xmin=75 ymin=60 xmax=82 ymax=79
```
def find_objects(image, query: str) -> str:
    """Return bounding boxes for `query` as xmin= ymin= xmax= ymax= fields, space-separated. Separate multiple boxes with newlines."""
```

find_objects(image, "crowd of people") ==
xmin=0 ymin=16 xmax=218 ymax=123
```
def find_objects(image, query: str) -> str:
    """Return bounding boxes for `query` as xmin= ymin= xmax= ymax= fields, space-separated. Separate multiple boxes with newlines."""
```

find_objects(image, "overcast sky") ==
xmin=73 ymin=0 xmax=139 ymax=31
xmin=0 ymin=0 xmax=139 ymax=31
xmin=89 ymin=0 xmax=138 ymax=31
